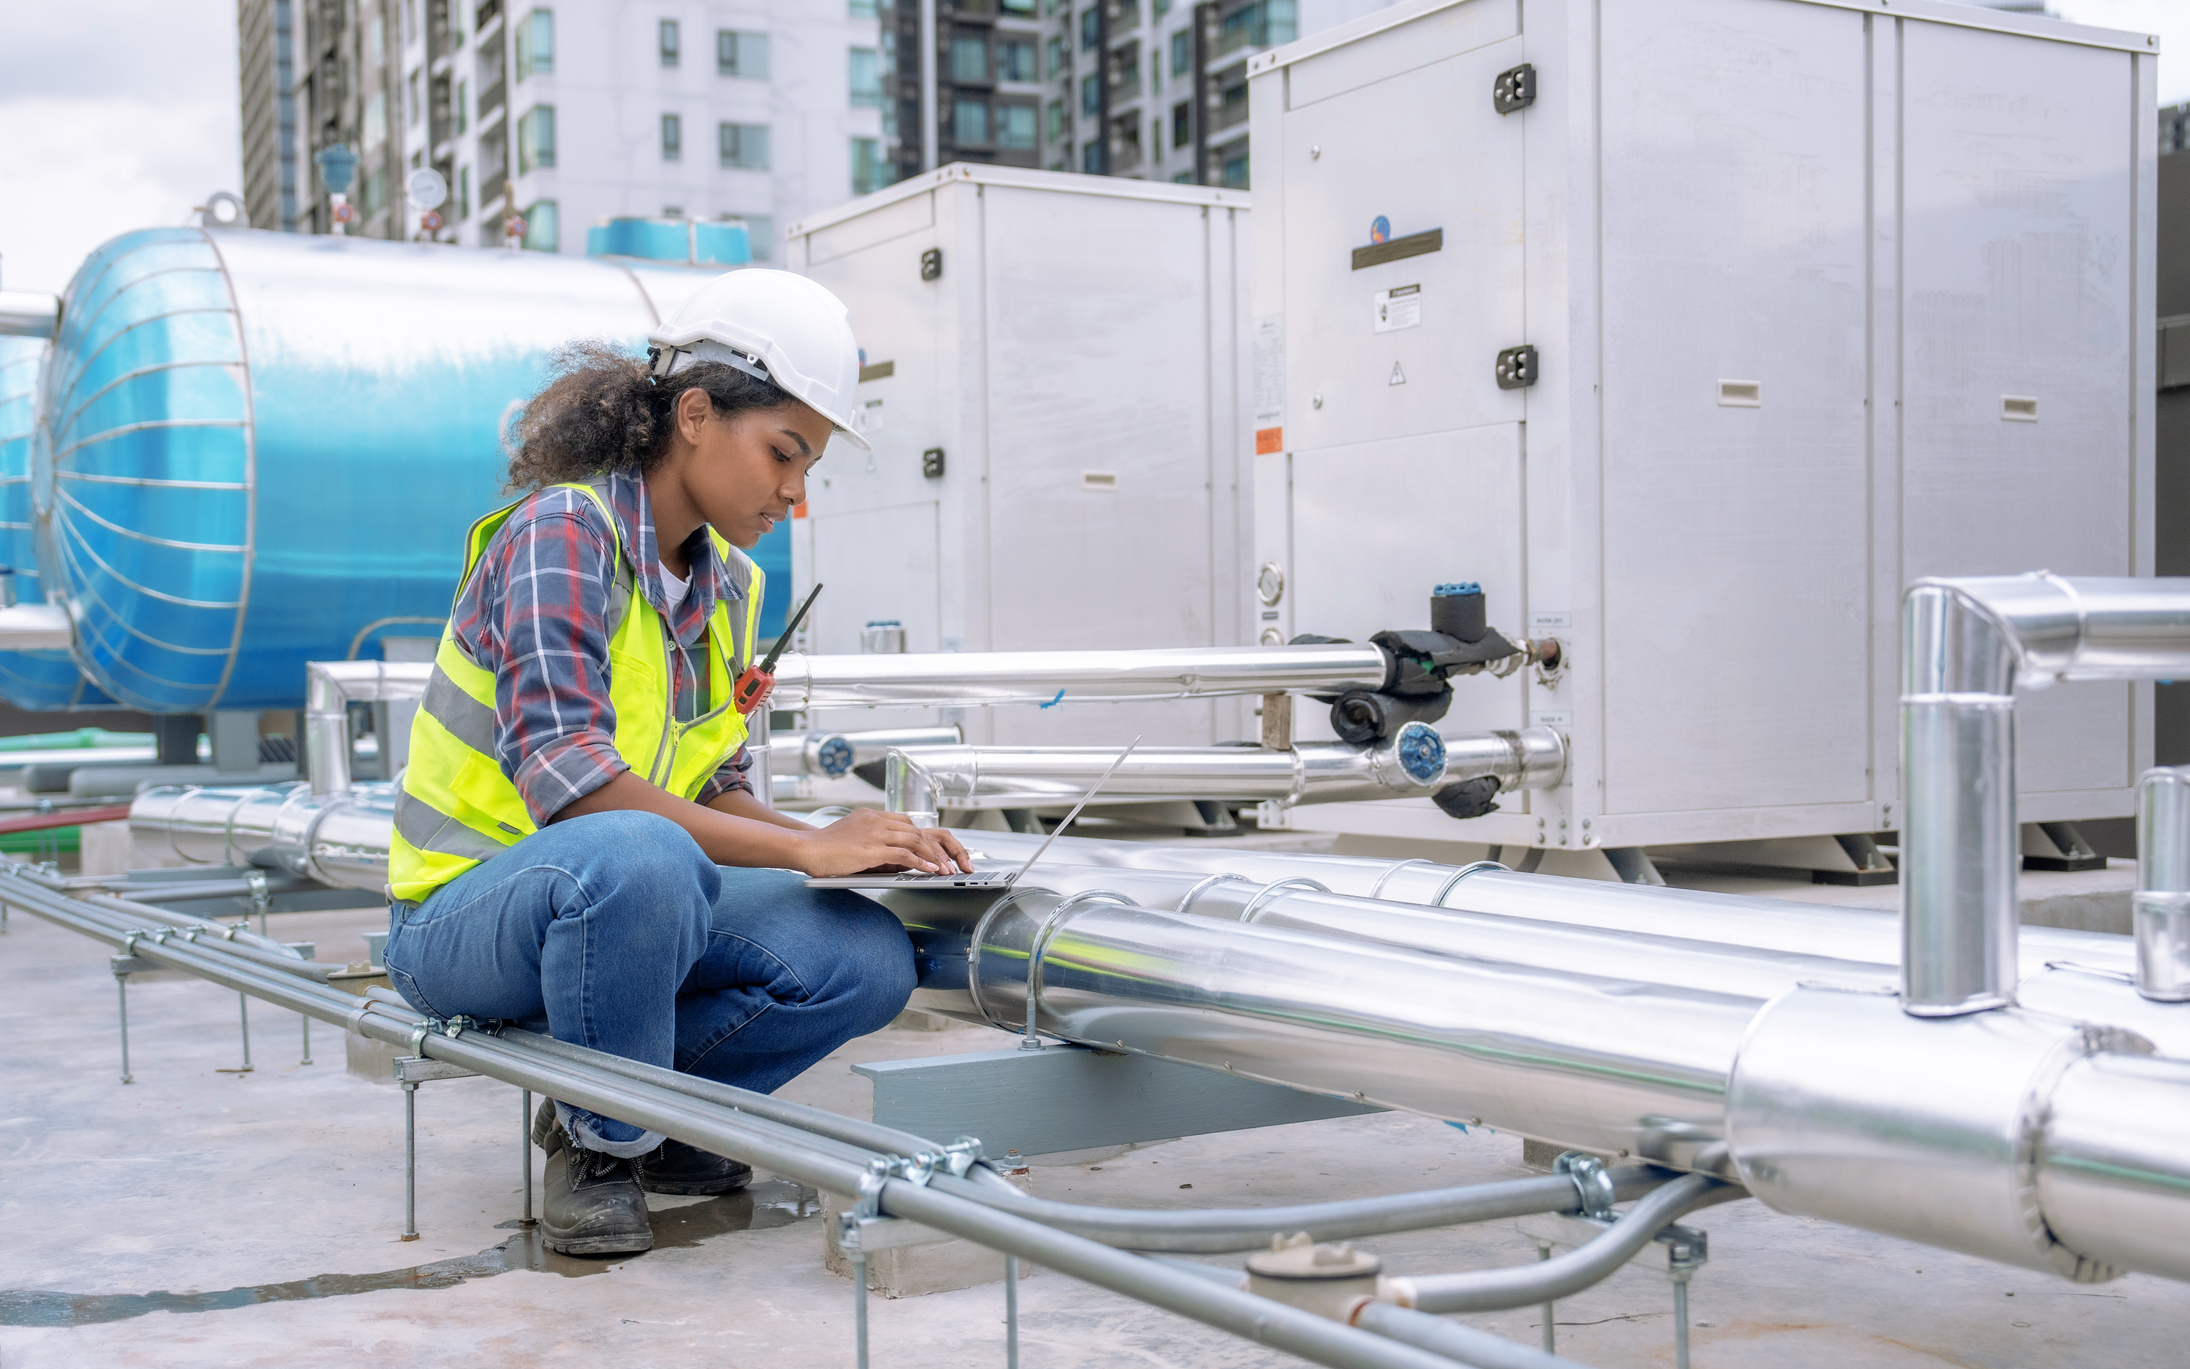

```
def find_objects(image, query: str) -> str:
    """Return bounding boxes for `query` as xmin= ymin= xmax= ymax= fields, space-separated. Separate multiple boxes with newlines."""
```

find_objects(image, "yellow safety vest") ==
xmin=387 ymin=480 xmax=762 ymax=903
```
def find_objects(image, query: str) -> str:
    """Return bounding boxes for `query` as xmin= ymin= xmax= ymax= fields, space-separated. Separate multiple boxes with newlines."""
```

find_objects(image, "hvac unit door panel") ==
xmin=1599 ymin=0 xmax=1871 ymax=816
xmin=982 ymin=186 xmax=1216 ymax=657
xmin=802 ymin=204 xmax=942 ymax=520
xmin=808 ymin=501 xmax=942 ymax=657
xmin=1290 ymin=425 xmax=1525 ymax=741
xmin=1280 ymin=33 xmax=1526 ymax=454
xmin=1898 ymin=22 xmax=2136 ymax=798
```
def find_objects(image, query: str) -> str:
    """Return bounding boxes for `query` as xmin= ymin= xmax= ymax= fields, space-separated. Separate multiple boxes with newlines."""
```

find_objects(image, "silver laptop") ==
xmin=805 ymin=738 xmax=1139 ymax=891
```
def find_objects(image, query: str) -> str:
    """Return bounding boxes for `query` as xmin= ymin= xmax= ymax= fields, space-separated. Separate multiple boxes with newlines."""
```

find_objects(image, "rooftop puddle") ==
xmin=0 ymin=1178 xmax=819 ymax=1327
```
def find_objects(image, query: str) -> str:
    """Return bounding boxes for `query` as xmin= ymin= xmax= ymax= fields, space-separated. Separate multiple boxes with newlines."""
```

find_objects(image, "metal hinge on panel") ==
xmin=1493 ymin=63 xmax=1536 ymax=114
xmin=1496 ymin=345 xmax=1538 ymax=390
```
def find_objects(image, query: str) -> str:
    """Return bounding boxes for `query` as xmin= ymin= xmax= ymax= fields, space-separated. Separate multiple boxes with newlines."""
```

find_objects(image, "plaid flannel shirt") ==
xmin=447 ymin=465 xmax=755 ymax=824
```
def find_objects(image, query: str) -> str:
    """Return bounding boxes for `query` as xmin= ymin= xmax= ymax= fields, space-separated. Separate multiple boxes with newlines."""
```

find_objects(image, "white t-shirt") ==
xmin=658 ymin=560 xmax=691 ymax=612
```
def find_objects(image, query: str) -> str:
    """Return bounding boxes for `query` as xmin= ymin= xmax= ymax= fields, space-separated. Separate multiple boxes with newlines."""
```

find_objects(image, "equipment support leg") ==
xmin=520 ymin=1089 xmax=536 ymax=1226
xmin=299 ymin=1012 xmax=312 ymax=1066
xmin=1536 ymin=1239 xmax=1555 ymax=1353
xmin=236 ymin=993 xmax=253 ymax=1072
xmin=1005 ymin=1254 xmax=1020 ymax=1368
xmin=402 ymin=1081 xmax=420 ymax=1241
xmin=852 ymin=1248 xmax=870 ymax=1369
xmin=115 ymin=973 xmax=132 ymax=1085
xmin=1672 ymin=1270 xmax=1693 ymax=1369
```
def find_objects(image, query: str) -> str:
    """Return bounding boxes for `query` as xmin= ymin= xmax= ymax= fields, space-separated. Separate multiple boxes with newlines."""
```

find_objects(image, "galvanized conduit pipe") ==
xmin=772 ymin=726 xmax=963 ymax=779
xmin=497 ymin=1019 xmax=1678 ymax=1253
xmin=1386 ymin=1175 xmax=1739 ymax=1314
xmin=881 ymin=726 xmax=1565 ymax=813
xmin=1900 ymin=575 xmax=2190 ymax=1017
xmin=0 ymin=868 xmax=1524 ymax=1369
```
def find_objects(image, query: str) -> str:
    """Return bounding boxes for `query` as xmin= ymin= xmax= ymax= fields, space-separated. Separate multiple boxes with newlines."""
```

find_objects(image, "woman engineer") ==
xmin=380 ymin=269 xmax=970 ymax=1256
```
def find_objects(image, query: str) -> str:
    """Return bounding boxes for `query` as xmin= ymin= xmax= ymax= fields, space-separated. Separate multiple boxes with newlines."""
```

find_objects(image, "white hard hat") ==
xmin=647 ymin=268 xmax=871 ymax=451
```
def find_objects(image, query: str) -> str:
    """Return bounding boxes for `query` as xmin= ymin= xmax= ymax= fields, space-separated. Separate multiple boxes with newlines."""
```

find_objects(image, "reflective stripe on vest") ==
xmin=386 ymin=480 xmax=763 ymax=903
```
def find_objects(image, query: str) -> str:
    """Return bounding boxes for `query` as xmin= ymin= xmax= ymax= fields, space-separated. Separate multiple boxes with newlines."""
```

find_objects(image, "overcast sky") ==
xmin=0 ymin=0 xmax=2183 ymax=297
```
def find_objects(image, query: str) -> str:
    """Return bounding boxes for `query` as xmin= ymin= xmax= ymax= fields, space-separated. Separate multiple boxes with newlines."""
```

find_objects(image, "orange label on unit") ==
xmin=1255 ymin=427 xmax=1283 ymax=454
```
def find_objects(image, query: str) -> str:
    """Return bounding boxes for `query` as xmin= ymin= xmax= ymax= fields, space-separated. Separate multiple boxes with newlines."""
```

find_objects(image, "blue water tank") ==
xmin=0 ymin=336 xmax=113 ymax=709
xmin=32 ymin=227 xmax=793 ymax=713
xmin=586 ymin=217 xmax=752 ymax=267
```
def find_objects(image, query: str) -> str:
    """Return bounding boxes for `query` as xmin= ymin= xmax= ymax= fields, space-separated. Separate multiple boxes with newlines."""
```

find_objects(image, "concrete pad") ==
xmin=4 ymin=900 xmax=2189 ymax=1368
xmin=1662 ymin=858 xmax=2139 ymax=934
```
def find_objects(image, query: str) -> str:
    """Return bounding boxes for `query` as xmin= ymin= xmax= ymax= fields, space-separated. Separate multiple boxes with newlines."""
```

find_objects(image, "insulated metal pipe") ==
xmin=885 ymin=886 xmax=1755 ymax=1167
xmin=881 ymin=725 xmax=1562 ymax=811
xmin=304 ymin=659 xmax=430 ymax=795
xmin=771 ymin=642 xmax=1395 ymax=709
xmin=2135 ymin=766 xmax=2190 ymax=1001
xmin=771 ymin=726 xmax=962 ymax=778
xmin=1900 ymin=575 xmax=2190 ymax=1017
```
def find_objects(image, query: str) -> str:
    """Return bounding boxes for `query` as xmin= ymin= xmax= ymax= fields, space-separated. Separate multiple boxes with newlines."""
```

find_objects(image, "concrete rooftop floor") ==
xmin=4 ymin=895 xmax=2188 ymax=1369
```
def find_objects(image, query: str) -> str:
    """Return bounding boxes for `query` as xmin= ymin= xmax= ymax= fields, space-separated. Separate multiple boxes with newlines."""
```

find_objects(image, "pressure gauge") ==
xmin=1256 ymin=561 xmax=1285 ymax=607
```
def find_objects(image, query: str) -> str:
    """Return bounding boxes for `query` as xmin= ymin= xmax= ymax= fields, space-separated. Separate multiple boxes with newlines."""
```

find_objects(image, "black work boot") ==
xmin=534 ymin=1097 xmax=750 ymax=1196
xmin=634 ymin=1139 xmax=753 ymax=1196
xmin=542 ymin=1143 xmax=654 ymax=1256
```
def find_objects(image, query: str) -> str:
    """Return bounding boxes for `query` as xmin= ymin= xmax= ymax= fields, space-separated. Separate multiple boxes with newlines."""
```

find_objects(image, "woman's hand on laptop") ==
xmin=797 ymin=809 xmax=972 ymax=877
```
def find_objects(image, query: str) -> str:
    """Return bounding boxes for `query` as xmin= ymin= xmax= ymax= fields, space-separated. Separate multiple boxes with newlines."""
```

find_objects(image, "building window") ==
xmin=524 ymin=198 xmax=559 ymax=251
xmin=999 ymin=36 xmax=1035 ymax=81
xmin=849 ymin=0 xmax=878 ymax=14
xmin=719 ymin=122 xmax=771 ymax=168
xmin=997 ymin=102 xmax=1036 ymax=150
xmin=953 ymin=97 xmax=990 ymax=144
xmin=1112 ymin=40 xmax=1140 ymax=98
xmin=408 ymin=70 xmax=422 ymax=125
xmin=1046 ymin=35 xmax=1066 ymax=78
xmin=1172 ymin=99 xmax=1190 ymax=148
xmin=1047 ymin=99 xmax=1065 ymax=140
xmin=849 ymin=48 xmax=882 ymax=106
xmin=516 ymin=7 xmax=553 ymax=76
xmin=1221 ymin=149 xmax=1248 ymax=188
xmin=718 ymin=30 xmax=769 ymax=78
xmin=1080 ymin=72 xmax=1100 ymax=118
xmin=1079 ymin=7 xmax=1099 ymax=50
xmin=731 ymin=212 xmax=776 ymax=260
xmin=1082 ymin=140 xmax=1102 ymax=174
xmin=457 ymin=78 xmax=470 ymax=133
xmin=852 ymin=137 xmax=887 ymax=195
xmin=659 ymin=19 xmax=680 ymax=67
xmin=1000 ymin=0 xmax=1034 ymax=12
xmin=949 ymin=33 xmax=987 ymax=82
xmin=363 ymin=91 xmax=389 ymax=151
xmin=1171 ymin=29 xmax=1190 ymax=80
xmin=477 ymin=25 xmax=506 ymax=116
xmin=1217 ymin=0 xmax=1295 ymax=57
xmin=459 ymin=164 xmax=472 ymax=219
xmin=517 ymin=104 xmax=555 ymax=171
xmin=661 ymin=112 xmax=682 ymax=160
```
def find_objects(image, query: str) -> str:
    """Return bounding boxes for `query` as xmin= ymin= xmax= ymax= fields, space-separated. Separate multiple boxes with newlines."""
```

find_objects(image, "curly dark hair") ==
xmin=503 ymin=340 xmax=794 ymax=491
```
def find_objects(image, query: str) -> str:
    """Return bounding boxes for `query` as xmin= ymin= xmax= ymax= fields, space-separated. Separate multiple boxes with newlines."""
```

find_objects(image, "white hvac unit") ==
xmin=786 ymin=164 xmax=1255 ymax=747
xmin=1248 ymin=0 xmax=2158 ymax=856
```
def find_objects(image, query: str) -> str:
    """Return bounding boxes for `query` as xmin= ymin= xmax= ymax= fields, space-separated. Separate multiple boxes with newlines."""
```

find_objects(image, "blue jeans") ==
xmin=382 ymin=809 xmax=915 ymax=1157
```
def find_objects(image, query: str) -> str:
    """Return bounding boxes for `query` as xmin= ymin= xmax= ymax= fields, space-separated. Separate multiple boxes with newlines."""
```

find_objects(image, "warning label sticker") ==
xmin=1252 ymin=315 xmax=1284 ymax=427
xmin=1374 ymin=284 xmax=1422 ymax=334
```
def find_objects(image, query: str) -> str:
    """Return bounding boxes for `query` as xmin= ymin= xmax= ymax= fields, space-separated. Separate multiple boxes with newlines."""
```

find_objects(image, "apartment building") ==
xmin=878 ymin=0 xmax=1394 ymax=191
xmin=243 ymin=1 xmax=889 ymax=257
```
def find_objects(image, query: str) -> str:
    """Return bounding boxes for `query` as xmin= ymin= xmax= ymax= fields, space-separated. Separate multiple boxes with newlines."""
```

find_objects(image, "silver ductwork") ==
xmin=1900 ymin=575 xmax=2190 ymax=1016
xmin=2136 ymin=766 xmax=2190 ymax=1002
xmin=878 ymin=725 xmax=1564 ymax=813
xmin=772 ymin=726 xmax=963 ymax=778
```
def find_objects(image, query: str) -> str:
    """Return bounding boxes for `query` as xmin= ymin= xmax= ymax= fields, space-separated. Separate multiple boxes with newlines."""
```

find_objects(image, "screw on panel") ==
xmin=1494 ymin=63 xmax=1537 ymax=114
xmin=1496 ymin=345 xmax=1539 ymax=390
